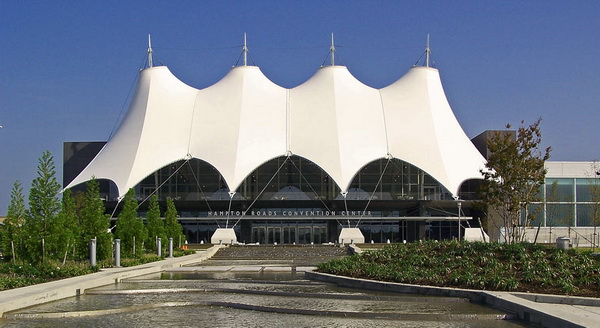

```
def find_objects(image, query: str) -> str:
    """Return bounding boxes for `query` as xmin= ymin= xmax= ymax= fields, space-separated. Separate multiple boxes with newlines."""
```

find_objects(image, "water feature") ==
xmin=0 ymin=246 xmax=532 ymax=327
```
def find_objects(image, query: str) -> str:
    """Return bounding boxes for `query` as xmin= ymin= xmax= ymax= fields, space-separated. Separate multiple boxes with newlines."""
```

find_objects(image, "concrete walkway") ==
xmin=306 ymin=271 xmax=600 ymax=328
xmin=0 ymin=245 xmax=224 ymax=317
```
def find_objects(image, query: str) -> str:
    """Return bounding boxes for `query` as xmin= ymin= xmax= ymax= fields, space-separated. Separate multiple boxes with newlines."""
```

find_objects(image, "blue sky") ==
xmin=1 ymin=1 xmax=599 ymax=215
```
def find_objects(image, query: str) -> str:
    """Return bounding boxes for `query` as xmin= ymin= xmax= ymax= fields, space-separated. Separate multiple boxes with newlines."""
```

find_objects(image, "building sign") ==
xmin=207 ymin=210 xmax=372 ymax=217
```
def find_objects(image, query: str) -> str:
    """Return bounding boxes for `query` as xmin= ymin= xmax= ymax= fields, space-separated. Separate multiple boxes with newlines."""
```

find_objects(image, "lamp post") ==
xmin=457 ymin=200 xmax=462 ymax=241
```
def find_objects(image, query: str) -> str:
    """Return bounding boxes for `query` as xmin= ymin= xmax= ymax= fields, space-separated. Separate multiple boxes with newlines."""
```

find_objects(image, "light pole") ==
xmin=457 ymin=200 xmax=462 ymax=241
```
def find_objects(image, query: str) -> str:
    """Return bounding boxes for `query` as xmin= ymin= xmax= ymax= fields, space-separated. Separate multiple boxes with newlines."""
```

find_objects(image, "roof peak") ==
xmin=147 ymin=34 xmax=153 ymax=68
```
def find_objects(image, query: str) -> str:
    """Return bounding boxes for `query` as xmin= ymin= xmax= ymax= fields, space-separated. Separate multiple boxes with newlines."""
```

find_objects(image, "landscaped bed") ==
xmin=317 ymin=240 xmax=600 ymax=297
xmin=0 ymin=249 xmax=196 ymax=291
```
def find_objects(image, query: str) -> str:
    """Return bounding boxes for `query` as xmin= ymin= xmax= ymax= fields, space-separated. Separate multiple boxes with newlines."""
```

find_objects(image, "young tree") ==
xmin=145 ymin=194 xmax=165 ymax=252
xmin=164 ymin=197 xmax=185 ymax=248
xmin=79 ymin=178 xmax=112 ymax=261
xmin=1 ymin=181 xmax=27 ymax=262
xmin=479 ymin=119 xmax=551 ymax=243
xmin=56 ymin=189 xmax=78 ymax=264
xmin=24 ymin=151 xmax=63 ymax=263
xmin=589 ymin=162 xmax=600 ymax=251
xmin=544 ymin=181 xmax=560 ymax=242
xmin=116 ymin=189 xmax=147 ymax=257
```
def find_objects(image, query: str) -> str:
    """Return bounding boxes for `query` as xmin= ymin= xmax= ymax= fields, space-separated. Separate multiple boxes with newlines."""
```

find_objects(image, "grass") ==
xmin=317 ymin=240 xmax=600 ymax=297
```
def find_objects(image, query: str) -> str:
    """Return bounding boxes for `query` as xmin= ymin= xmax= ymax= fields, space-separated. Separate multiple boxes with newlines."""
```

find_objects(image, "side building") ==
xmin=523 ymin=161 xmax=600 ymax=247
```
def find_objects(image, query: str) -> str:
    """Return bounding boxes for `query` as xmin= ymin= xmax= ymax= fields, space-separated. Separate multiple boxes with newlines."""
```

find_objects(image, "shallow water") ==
xmin=0 ymin=271 xmax=531 ymax=327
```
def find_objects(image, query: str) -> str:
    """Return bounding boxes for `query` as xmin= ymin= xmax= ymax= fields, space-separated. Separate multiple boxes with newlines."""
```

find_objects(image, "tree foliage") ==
xmin=1 ymin=152 xmax=188 ymax=266
xmin=164 ymin=197 xmax=185 ymax=247
xmin=55 ymin=189 xmax=76 ymax=264
xmin=145 ymin=194 xmax=165 ymax=252
xmin=79 ymin=178 xmax=112 ymax=260
xmin=1 ymin=181 xmax=27 ymax=262
xmin=116 ymin=189 xmax=147 ymax=257
xmin=479 ymin=119 xmax=551 ymax=243
xmin=24 ymin=151 xmax=63 ymax=263
xmin=589 ymin=162 xmax=600 ymax=250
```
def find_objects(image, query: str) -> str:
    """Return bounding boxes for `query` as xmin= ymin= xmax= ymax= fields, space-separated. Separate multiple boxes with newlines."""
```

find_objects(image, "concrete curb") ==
xmin=306 ymin=271 xmax=599 ymax=328
xmin=0 ymin=245 xmax=224 ymax=317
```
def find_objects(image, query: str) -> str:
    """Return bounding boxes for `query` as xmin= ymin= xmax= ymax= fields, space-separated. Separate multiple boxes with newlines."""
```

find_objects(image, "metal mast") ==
xmin=147 ymin=34 xmax=153 ymax=68
xmin=330 ymin=33 xmax=335 ymax=66
xmin=243 ymin=33 xmax=248 ymax=66
xmin=425 ymin=34 xmax=430 ymax=68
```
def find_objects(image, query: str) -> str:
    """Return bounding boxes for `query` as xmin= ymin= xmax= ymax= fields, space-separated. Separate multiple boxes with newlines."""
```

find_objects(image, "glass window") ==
xmin=545 ymin=178 xmax=574 ymax=202
xmin=576 ymin=178 xmax=600 ymax=202
xmin=546 ymin=204 xmax=575 ymax=227
xmin=349 ymin=158 xmax=450 ymax=201
xmin=576 ymin=204 xmax=593 ymax=227
xmin=525 ymin=204 xmax=544 ymax=226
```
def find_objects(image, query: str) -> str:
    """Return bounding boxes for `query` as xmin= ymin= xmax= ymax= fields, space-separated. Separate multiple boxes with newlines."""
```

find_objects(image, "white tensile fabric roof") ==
xmin=65 ymin=64 xmax=486 ymax=198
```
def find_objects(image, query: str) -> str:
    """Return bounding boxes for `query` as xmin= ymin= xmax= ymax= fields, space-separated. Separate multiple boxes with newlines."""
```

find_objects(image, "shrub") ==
xmin=317 ymin=241 xmax=600 ymax=297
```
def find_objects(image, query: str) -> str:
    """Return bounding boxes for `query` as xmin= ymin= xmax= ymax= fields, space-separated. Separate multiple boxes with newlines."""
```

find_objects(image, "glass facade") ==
xmin=135 ymin=156 xmax=452 ymax=203
xmin=64 ymin=142 xmax=477 ymax=244
xmin=530 ymin=177 xmax=600 ymax=228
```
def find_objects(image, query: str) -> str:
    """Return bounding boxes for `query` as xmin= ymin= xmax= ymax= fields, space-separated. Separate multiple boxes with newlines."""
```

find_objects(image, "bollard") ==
xmin=89 ymin=238 xmax=97 ymax=266
xmin=114 ymin=239 xmax=121 ymax=267
xmin=157 ymin=238 xmax=162 ymax=257
xmin=168 ymin=238 xmax=173 ymax=258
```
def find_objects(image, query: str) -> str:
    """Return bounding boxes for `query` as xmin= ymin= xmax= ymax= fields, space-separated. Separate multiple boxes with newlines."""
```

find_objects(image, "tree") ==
xmin=56 ymin=189 xmax=78 ymax=264
xmin=79 ymin=178 xmax=112 ymax=261
xmin=589 ymin=162 xmax=600 ymax=251
xmin=145 ymin=194 xmax=165 ymax=252
xmin=544 ymin=181 xmax=560 ymax=242
xmin=24 ymin=151 xmax=63 ymax=263
xmin=164 ymin=197 xmax=185 ymax=248
xmin=1 ymin=181 xmax=27 ymax=262
xmin=479 ymin=119 xmax=551 ymax=243
xmin=116 ymin=189 xmax=147 ymax=257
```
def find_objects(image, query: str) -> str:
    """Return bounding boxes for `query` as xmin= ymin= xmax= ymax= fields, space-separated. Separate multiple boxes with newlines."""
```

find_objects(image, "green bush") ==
xmin=317 ymin=241 xmax=600 ymax=296
xmin=0 ymin=260 xmax=99 ymax=291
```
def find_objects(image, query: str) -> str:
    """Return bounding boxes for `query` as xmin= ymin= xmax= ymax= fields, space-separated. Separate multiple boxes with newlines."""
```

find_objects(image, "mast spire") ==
xmin=330 ymin=33 xmax=336 ymax=66
xmin=243 ymin=33 xmax=248 ymax=66
xmin=425 ymin=34 xmax=430 ymax=68
xmin=147 ymin=34 xmax=153 ymax=68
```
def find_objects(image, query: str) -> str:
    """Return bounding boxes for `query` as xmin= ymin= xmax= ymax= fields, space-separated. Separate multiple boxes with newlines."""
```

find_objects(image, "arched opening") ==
xmin=348 ymin=158 xmax=452 ymax=201
xmin=458 ymin=178 xmax=483 ymax=200
xmin=136 ymin=158 xmax=226 ymax=201
xmin=237 ymin=155 xmax=340 ymax=201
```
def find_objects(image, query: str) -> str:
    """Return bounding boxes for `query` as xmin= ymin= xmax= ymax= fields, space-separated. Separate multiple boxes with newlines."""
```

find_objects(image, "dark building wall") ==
xmin=471 ymin=130 xmax=516 ymax=160
xmin=63 ymin=141 xmax=106 ymax=192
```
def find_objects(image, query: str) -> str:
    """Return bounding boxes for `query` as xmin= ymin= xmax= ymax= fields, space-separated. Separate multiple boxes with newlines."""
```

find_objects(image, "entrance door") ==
xmin=252 ymin=227 xmax=266 ymax=244
xmin=251 ymin=222 xmax=327 ymax=244
xmin=267 ymin=227 xmax=282 ymax=244
xmin=298 ymin=227 xmax=311 ymax=244
xmin=283 ymin=227 xmax=296 ymax=244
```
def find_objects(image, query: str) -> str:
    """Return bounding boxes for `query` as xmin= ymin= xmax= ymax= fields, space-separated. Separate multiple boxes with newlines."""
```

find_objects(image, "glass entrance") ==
xmin=251 ymin=222 xmax=328 ymax=244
